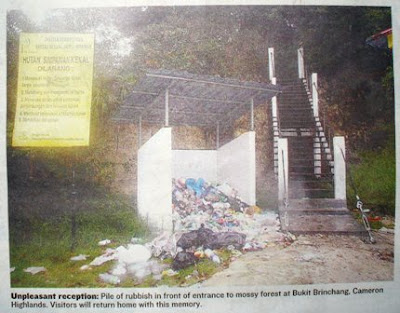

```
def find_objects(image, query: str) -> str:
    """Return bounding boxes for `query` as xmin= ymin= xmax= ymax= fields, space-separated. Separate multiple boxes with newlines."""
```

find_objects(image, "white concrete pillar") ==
xmin=278 ymin=138 xmax=289 ymax=201
xmin=312 ymin=73 xmax=319 ymax=117
xmin=333 ymin=136 xmax=346 ymax=200
xmin=268 ymin=47 xmax=275 ymax=82
xmin=297 ymin=47 xmax=305 ymax=79
xmin=271 ymin=77 xmax=278 ymax=119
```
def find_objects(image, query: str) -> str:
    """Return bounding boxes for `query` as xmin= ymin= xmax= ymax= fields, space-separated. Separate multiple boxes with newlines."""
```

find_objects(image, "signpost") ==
xmin=12 ymin=33 xmax=94 ymax=147
xmin=12 ymin=33 xmax=95 ymax=250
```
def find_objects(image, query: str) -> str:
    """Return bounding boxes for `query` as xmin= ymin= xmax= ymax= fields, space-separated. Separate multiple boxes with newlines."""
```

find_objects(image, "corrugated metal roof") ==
xmin=113 ymin=69 xmax=281 ymax=126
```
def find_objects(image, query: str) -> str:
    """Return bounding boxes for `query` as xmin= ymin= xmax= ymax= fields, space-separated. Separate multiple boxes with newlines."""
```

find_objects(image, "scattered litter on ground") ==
xmin=162 ymin=269 xmax=179 ymax=277
xmin=10 ymin=267 xmax=15 ymax=273
xmin=24 ymin=267 xmax=46 ymax=275
xmin=378 ymin=227 xmax=395 ymax=234
xmin=99 ymin=273 xmax=120 ymax=285
xmin=116 ymin=244 xmax=152 ymax=264
xmin=145 ymin=231 xmax=179 ymax=259
xmin=70 ymin=254 xmax=89 ymax=261
xmin=98 ymin=239 xmax=111 ymax=246
xmin=80 ymin=178 xmax=296 ymax=285
xmin=89 ymin=252 xmax=116 ymax=266
xmin=80 ymin=265 xmax=91 ymax=271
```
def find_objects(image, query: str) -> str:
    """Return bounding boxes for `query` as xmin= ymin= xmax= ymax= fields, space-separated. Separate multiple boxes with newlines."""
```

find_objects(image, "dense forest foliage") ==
xmin=7 ymin=5 xmax=394 ymax=211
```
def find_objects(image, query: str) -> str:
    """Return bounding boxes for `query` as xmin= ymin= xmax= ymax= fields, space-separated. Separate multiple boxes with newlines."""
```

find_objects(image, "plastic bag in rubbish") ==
xmin=217 ymin=183 xmax=237 ymax=198
xmin=146 ymin=232 xmax=177 ymax=258
xmin=172 ymin=251 xmax=197 ymax=270
xmin=186 ymin=178 xmax=206 ymax=197
xmin=204 ymin=249 xmax=221 ymax=264
xmin=116 ymin=244 xmax=151 ymax=265
xmin=127 ymin=262 xmax=153 ymax=281
xmin=176 ymin=224 xmax=214 ymax=249
xmin=90 ymin=254 xmax=116 ymax=266
xmin=111 ymin=263 xmax=127 ymax=276
xmin=208 ymin=231 xmax=246 ymax=250
xmin=99 ymin=273 xmax=120 ymax=285
xmin=126 ymin=260 xmax=168 ymax=281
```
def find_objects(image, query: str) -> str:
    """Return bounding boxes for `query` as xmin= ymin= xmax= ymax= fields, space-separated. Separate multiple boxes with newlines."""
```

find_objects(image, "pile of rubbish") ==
xmin=71 ymin=178 xmax=290 ymax=285
xmin=171 ymin=178 xmax=282 ymax=241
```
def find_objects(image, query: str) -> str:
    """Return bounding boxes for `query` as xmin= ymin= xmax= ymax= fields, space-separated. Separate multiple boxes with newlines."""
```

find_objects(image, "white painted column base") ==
xmin=278 ymin=138 xmax=289 ymax=202
xmin=333 ymin=136 xmax=346 ymax=200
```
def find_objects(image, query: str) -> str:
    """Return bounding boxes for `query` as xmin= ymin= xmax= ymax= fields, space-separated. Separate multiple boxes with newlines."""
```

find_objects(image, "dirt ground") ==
xmin=202 ymin=231 xmax=394 ymax=286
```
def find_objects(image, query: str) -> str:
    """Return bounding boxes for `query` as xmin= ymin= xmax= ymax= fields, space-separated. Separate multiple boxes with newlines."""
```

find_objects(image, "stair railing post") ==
xmin=312 ymin=73 xmax=319 ymax=117
xmin=271 ymin=77 xmax=279 ymax=174
xmin=278 ymin=138 xmax=289 ymax=204
xmin=311 ymin=73 xmax=322 ymax=178
xmin=314 ymin=137 xmax=322 ymax=178
xmin=269 ymin=48 xmax=279 ymax=174
xmin=333 ymin=136 xmax=346 ymax=200
xmin=297 ymin=47 xmax=305 ymax=79
xmin=268 ymin=47 xmax=276 ymax=81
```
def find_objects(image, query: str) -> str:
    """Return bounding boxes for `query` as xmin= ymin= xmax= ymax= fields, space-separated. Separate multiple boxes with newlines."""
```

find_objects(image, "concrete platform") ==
xmin=279 ymin=198 xmax=366 ymax=235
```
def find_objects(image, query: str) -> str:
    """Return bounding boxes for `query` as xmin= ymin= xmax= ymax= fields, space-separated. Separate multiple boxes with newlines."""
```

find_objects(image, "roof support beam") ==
xmin=138 ymin=115 xmax=142 ymax=147
xmin=250 ymin=98 xmax=254 ymax=131
xmin=165 ymin=88 xmax=169 ymax=127
xmin=216 ymin=122 xmax=220 ymax=149
xmin=146 ymin=72 xmax=279 ymax=93
xmin=129 ymin=90 xmax=250 ymax=105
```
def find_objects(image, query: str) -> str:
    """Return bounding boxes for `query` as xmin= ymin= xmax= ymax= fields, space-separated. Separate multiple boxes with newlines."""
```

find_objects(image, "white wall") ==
xmin=137 ymin=127 xmax=172 ymax=231
xmin=217 ymin=131 xmax=256 ymax=205
xmin=172 ymin=150 xmax=218 ymax=183
xmin=137 ymin=129 xmax=257 ymax=232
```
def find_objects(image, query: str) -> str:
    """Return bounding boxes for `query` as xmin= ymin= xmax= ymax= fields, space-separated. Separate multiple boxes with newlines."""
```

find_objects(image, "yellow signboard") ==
xmin=388 ymin=33 xmax=393 ymax=49
xmin=12 ymin=33 xmax=95 ymax=147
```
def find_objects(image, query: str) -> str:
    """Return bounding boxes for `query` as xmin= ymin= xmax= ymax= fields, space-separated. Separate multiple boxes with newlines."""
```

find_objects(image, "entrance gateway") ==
xmin=114 ymin=48 xmax=366 ymax=236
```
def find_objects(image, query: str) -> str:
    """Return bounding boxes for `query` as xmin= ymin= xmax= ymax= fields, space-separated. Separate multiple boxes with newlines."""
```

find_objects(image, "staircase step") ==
xmin=290 ymin=189 xmax=334 ymax=199
xmin=283 ymin=198 xmax=347 ymax=210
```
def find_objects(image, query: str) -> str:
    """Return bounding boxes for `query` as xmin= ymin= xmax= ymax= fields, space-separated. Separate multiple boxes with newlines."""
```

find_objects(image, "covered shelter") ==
xmin=114 ymin=69 xmax=281 ymax=230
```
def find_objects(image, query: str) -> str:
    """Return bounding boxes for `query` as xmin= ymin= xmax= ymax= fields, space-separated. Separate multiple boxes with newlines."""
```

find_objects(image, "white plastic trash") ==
xmin=90 ymin=254 xmax=116 ymax=266
xmin=80 ymin=265 xmax=91 ymax=271
xmin=70 ymin=254 xmax=88 ymax=261
xmin=24 ymin=267 xmax=46 ymax=275
xmin=98 ymin=239 xmax=111 ymax=246
xmin=111 ymin=263 xmax=127 ymax=276
xmin=217 ymin=183 xmax=237 ymax=198
xmin=117 ymin=244 xmax=151 ymax=265
xmin=99 ymin=273 xmax=120 ymax=285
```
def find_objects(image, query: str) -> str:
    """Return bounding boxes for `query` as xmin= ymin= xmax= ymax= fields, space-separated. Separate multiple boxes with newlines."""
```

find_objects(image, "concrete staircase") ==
xmin=276 ymin=78 xmax=365 ymax=235
xmin=278 ymin=79 xmax=334 ymax=199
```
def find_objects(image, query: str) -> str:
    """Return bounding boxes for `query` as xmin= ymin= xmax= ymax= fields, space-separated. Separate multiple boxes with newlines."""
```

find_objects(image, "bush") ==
xmin=347 ymin=143 xmax=395 ymax=216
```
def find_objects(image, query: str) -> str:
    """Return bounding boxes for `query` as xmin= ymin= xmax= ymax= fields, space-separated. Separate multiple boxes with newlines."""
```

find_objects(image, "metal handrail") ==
xmin=339 ymin=147 xmax=375 ymax=244
xmin=299 ymin=49 xmax=334 ymax=170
